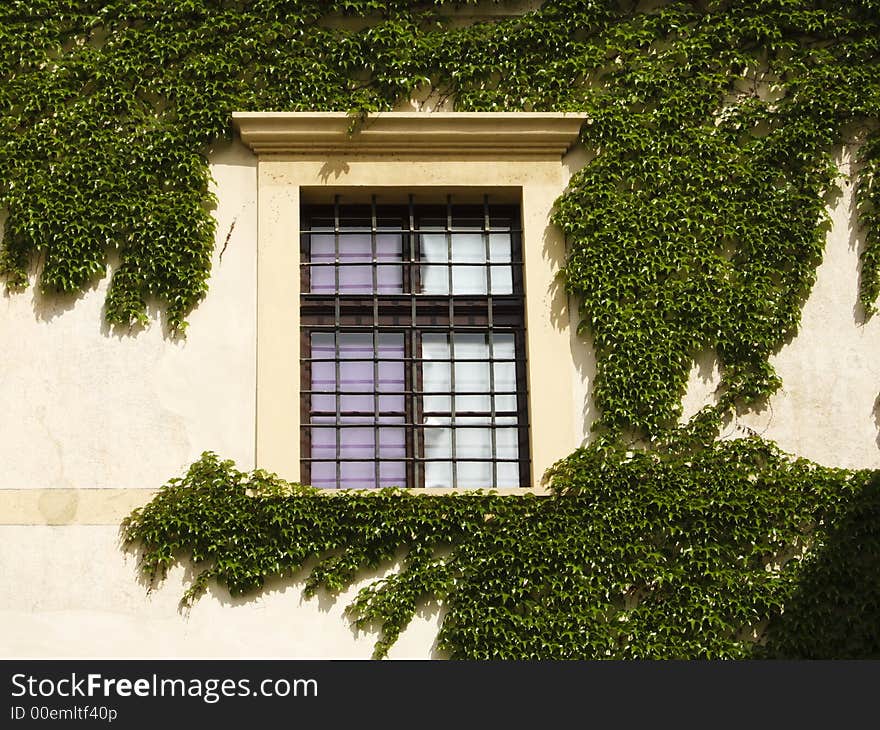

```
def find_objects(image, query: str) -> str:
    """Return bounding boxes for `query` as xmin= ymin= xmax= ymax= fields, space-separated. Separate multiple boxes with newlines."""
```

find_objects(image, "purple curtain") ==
xmin=309 ymin=233 xmax=403 ymax=294
xmin=310 ymin=332 xmax=406 ymax=489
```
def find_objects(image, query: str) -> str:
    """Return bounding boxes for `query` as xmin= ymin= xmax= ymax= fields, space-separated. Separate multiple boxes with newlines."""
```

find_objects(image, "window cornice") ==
xmin=232 ymin=111 xmax=586 ymax=158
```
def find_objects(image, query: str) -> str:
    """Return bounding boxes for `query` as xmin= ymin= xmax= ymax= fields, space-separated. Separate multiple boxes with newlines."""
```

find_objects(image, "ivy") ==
xmin=123 ymin=445 xmax=880 ymax=659
xmin=1 ymin=1 xmax=878 ymax=412
xmin=5 ymin=1 xmax=880 ymax=657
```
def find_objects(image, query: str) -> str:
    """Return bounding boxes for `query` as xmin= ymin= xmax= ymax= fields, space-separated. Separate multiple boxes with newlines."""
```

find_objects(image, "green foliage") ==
xmin=123 ymin=446 xmax=880 ymax=659
xmin=6 ymin=1 xmax=878 ymax=657
xmin=0 ymin=1 xmax=877 ymax=414
xmin=552 ymin=1 xmax=880 ymax=436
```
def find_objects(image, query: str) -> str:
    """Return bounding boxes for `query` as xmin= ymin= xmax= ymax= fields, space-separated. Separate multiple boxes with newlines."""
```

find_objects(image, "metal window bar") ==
xmin=483 ymin=194 xmax=497 ymax=488
xmin=301 ymin=198 xmax=528 ymax=489
xmin=408 ymin=194 xmax=421 ymax=489
xmin=446 ymin=195 xmax=457 ymax=488
xmin=371 ymin=195 xmax=380 ymax=489
xmin=333 ymin=196 xmax=341 ymax=490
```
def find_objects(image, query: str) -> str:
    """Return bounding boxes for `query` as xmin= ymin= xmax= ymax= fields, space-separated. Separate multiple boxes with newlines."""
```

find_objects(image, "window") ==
xmin=234 ymin=111 xmax=586 ymax=490
xmin=300 ymin=195 xmax=530 ymax=489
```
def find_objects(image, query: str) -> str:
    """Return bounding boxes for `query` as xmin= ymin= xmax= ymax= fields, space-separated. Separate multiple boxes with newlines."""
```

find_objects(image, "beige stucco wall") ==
xmin=0 ymin=525 xmax=443 ymax=658
xmin=676 ymin=147 xmax=880 ymax=469
xmin=0 ymin=140 xmax=258 ymax=491
xmin=0 ymin=114 xmax=582 ymax=658
xmin=3 ymin=133 xmax=879 ymax=659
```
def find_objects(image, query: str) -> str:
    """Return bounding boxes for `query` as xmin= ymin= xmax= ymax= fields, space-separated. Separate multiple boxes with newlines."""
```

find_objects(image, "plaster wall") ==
xmin=677 ymin=148 xmax=880 ymax=469
xmin=3 ymin=139 xmax=880 ymax=659
xmin=0 ymin=525 xmax=442 ymax=658
xmin=0 ymin=140 xmax=258 ymax=491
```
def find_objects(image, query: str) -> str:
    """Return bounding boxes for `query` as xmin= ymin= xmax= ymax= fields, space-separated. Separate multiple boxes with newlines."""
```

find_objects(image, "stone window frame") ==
xmin=233 ymin=111 xmax=586 ymax=493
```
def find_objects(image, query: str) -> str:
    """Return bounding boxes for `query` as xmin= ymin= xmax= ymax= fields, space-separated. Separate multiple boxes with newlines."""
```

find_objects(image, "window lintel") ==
xmin=233 ymin=111 xmax=586 ymax=158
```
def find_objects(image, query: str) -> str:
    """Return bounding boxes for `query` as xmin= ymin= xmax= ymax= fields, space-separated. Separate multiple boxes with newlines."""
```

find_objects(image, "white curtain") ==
xmin=422 ymin=332 xmax=520 ymax=488
xmin=421 ymin=232 xmax=512 ymax=295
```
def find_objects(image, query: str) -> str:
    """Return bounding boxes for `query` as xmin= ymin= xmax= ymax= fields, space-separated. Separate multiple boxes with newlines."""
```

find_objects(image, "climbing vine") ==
xmin=5 ymin=1 xmax=880 ymax=657
xmin=123 ymin=444 xmax=880 ymax=658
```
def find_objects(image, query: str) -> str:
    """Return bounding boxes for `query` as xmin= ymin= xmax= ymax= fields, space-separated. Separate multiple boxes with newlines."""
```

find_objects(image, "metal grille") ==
xmin=300 ymin=194 xmax=529 ymax=489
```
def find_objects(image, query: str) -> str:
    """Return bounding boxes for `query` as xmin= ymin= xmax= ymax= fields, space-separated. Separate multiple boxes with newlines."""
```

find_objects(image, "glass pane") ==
xmin=452 ymin=232 xmax=487 ymax=294
xmin=424 ymin=417 xmax=453 ymax=486
xmin=423 ymin=393 xmax=450 ymax=414
xmin=493 ymin=363 xmax=517 ymax=413
xmin=310 ymin=427 xmax=336 ymax=460
xmin=457 ymin=321 xmax=491 ymax=411
xmin=378 ymin=360 xmax=404 ymax=391
xmin=338 ymin=264 xmax=373 ymax=293
xmin=310 ymin=460 xmax=337 ymax=489
xmin=377 ymin=338 xmax=405 ymax=411
xmin=456 ymin=395 xmax=491 ymax=414
xmin=339 ymin=333 xmax=374 ymax=359
xmin=340 ymin=461 xmax=375 ymax=489
xmin=339 ymin=232 xmax=372 ymax=262
xmin=422 ymin=332 xmax=450 ymax=358
xmin=377 ymin=265 xmax=403 ymax=293
xmin=379 ymin=461 xmax=406 ymax=488
xmin=378 ymin=424 xmax=406 ymax=459
xmin=451 ymin=232 xmax=486 ymax=261
xmin=424 ymin=421 xmax=452 ymax=461
xmin=311 ymin=393 xmax=335 ymax=413
xmin=339 ymin=354 xmax=373 ymax=411
xmin=452 ymin=266 xmax=487 ymax=295
xmin=489 ymin=265 xmax=512 ymax=295
xmin=420 ymin=232 xmax=449 ymax=294
xmin=376 ymin=233 xmax=402 ymax=261
xmin=339 ymin=361 xmax=372 ymax=392
xmin=489 ymin=232 xmax=511 ymax=262
xmin=496 ymin=462 xmax=520 ymax=488
xmin=425 ymin=461 xmax=453 ymax=488
xmin=378 ymin=394 xmax=405 ymax=413
xmin=423 ymin=333 xmax=451 ymax=413
xmin=308 ymin=234 xmax=335 ymax=294
xmin=493 ymin=333 xmax=515 ymax=359
xmin=456 ymin=461 xmax=492 ymax=489
xmin=339 ymin=395 xmax=371 ymax=413
xmin=311 ymin=359 xmax=336 ymax=393
xmin=455 ymin=361 xmax=491 ymax=412
xmin=339 ymin=426 xmax=374 ymax=458
xmin=493 ymin=334 xmax=517 ymax=411
xmin=377 ymin=333 xmax=404 ymax=359
xmin=494 ymin=393 xmax=518 ymax=414
xmin=455 ymin=427 xmax=492 ymax=459
xmin=495 ymin=428 xmax=519 ymax=460
xmin=456 ymin=333 xmax=489 ymax=359
xmin=311 ymin=333 xmax=335 ymax=359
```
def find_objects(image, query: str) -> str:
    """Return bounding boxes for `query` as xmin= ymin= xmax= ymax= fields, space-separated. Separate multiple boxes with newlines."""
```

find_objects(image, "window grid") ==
xmin=300 ymin=194 xmax=529 ymax=489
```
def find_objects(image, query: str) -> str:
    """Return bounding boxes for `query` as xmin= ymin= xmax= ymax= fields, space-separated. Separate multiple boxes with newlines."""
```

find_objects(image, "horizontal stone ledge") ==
xmin=0 ymin=487 xmax=552 ymax=524
xmin=233 ymin=111 xmax=587 ymax=158
xmin=0 ymin=489 xmax=158 ymax=526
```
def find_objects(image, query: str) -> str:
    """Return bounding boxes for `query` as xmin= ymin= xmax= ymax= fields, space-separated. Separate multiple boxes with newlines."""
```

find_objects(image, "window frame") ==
xmin=233 ymin=111 xmax=586 ymax=493
xmin=299 ymin=194 xmax=531 ymax=489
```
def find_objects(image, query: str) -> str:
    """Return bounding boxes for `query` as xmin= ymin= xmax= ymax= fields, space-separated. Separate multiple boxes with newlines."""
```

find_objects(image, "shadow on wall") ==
xmin=843 ymin=146 xmax=880 ymax=456
xmin=846 ymin=143 xmax=870 ymax=327
xmin=761 ymin=472 xmax=880 ymax=659
xmin=3 ymin=137 xmax=258 ymax=341
xmin=0 ymin=206 xmax=77 ymax=320
xmin=550 ymin=143 xmax=599 ymax=444
xmin=121 ymin=533 xmax=448 ymax=659
xmin=873 ymin=393 xmax=880 ymax=453
xmin=568 ymin=294 xmax=598 ymax=444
